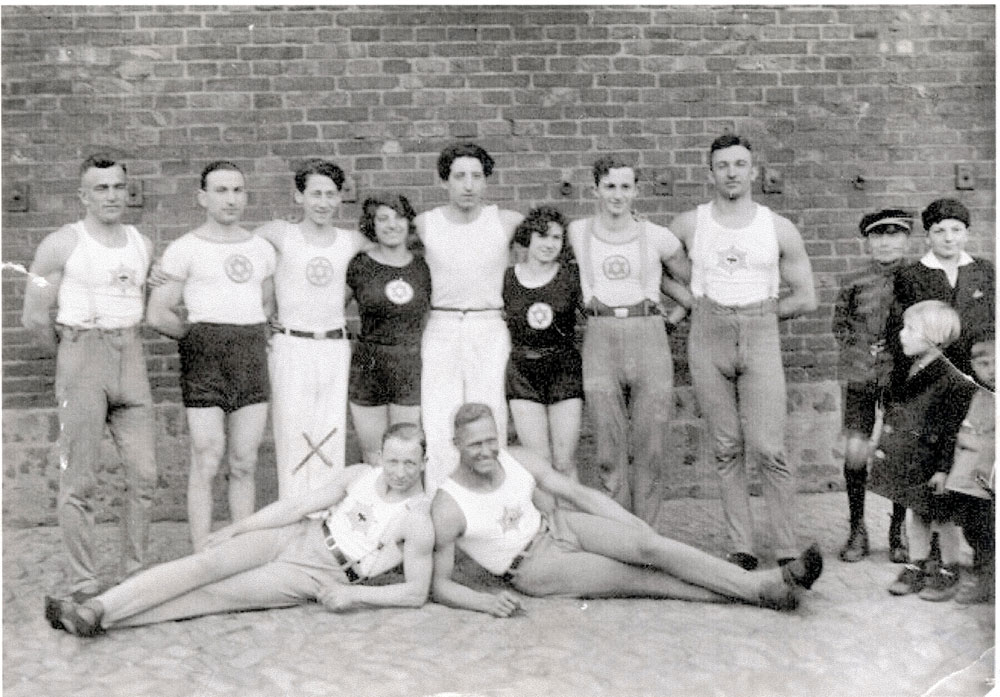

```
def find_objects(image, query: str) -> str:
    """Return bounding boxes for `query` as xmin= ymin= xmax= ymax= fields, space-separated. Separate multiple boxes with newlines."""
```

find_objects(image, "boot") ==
xmin=889 ymin=512 xmax=909 ymax=564
xmin=888 ymin=559 xmax=926 ymax=595
xmin=839 ymin=524 xmax=870 ymax=562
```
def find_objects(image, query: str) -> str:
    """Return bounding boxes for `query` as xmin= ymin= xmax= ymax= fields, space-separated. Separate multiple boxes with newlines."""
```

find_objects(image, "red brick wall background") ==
xmin=2 ymin=5 xmax=995 ymax=524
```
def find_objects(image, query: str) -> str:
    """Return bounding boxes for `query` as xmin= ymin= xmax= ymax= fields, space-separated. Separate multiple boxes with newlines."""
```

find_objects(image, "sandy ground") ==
xmin=3 ymin=492 xmax=994 ymax=697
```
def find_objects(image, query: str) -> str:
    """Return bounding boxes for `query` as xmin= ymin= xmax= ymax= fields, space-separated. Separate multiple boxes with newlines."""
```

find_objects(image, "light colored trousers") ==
xmin=421 ymin=310 xmax=510 ymax=491
xmin=688 ymin=298 xmax=798 ymax=560
xmin=55 ymin=327 xmax=156 ymax=595
xmin=269 ymin=333 xmax=350 ymax=499
xmin=98 ymin=520 xmax=346 ymax=627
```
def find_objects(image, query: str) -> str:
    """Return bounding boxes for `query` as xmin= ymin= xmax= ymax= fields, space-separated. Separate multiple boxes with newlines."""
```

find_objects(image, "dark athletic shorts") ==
xmin=506 ymin=345 xmax=583 ymax=405
xmin=179 ymin=322 xmax=269 ymax=412
xmin=349 ymin=340 xmax=421 ymax=407
xmin=842 ymin=380 xmax=881 ymax=436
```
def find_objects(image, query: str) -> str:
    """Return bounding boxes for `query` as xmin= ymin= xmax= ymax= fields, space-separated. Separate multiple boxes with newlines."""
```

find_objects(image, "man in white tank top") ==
xmin=147 ymin=162 xmax=276 ymax=551
xmin=671 ymin=134 xmax=817 ymax=571
xmin=46 ymin=424 xmax=435 ymax=636
xmin=567 ymin=155 xmax=693 ymax=525
xmin=431 ymin=404 xmax=824 ymax=617
xmin=254 ymin=160 xmax=373 ymax=500
xmin=416 ymin=143 xmax=524 ymax=490
xmin=21 ymin=154 xmax=156 ymax=602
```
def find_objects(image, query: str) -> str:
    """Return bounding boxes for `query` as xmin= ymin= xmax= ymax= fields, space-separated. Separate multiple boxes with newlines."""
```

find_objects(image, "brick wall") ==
xmin=2 ymin=5 xmax=995 ymax=525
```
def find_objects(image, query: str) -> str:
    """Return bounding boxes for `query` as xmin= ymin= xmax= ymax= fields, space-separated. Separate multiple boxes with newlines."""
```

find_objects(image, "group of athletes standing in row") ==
xmin=23 ymin=133 xmax=989 ymax=636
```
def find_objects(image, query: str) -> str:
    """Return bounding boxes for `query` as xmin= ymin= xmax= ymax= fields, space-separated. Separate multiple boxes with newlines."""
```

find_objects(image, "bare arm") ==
xmin=21 ymin=227 xmax=77 ymax=351
xmin=320 ymin=503 xmax=435 ymax=611
xmin=145 ymin=279 xmax=188 ymax=340
xmin=775 ymin=216 xmax=817 ymax=319
xmin=261 ymin=275 xmax=276 ymax=321
xmin=512 ymin=447 xmax=649 ymax=531
xmin=430 ymin=491 xmax=524 ymax=617
xmin=661 ymin=246 xmax=693 ymax=320
xmin=203 ymin=466 xmax=366 ymax=548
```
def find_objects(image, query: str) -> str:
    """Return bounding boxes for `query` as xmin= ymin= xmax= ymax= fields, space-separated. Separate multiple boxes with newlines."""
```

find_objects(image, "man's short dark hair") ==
xmin=359 ymin=193 xmax=417 ymax=241
xmin=922 ymin=198 xmax=971 ymax=231
xmin=708 ymin=134 xmax=753 ymax=168
xmin=437 ymin=142 xmax=494 ymax=180
xmin=200 ymin=161 xmax=243 ymax=190
xmin=513 ymin=206 xmax=571 ymax=262
xmin=858 ymin=208 xmax=912 ymax=237
xmin=453 ymin=403 xmax=495 ymax=435
xmin=294 ymin=159 xmax=345 ymax=193
xmin=382 ymin=422 xmax=426 ymax=456
xmin=80 ymin=153 xmax=126 ymax=177
xmin=592 ymin=155 xmax=637 ymax=185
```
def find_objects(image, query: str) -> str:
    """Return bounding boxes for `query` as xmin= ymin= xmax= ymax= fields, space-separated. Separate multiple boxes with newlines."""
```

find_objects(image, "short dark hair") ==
xmin=382 ymin=422 xmax=426 ymax=456
xmin=513 ymin=205 xmax=570 ymax=258
xmin=708 ymin=134 xmax=753 ymax=168
xmin=359 ymin=193 xmax=417 ymax=241
xmin=200 ymin=160 xmax=243 ymax=190
xmin=294 ymin=159 xmax=345 ymax=193
xmin=921 ymin=198 xmax=970 ymax=231
xmin=453 ymin=403 xmax=495 ymax=435
xmin=80 ymin=153 xmax=126 ymax=177
xmin=437 ymin=142 xmax=494 ymax=180
xmin=592 ymin=155 xmax=637 ymax=185
xmin=858 ymin=208 xmax=912 ymax=237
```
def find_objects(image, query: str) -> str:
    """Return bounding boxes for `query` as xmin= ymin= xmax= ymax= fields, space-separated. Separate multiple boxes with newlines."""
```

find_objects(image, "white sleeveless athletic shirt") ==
xmin=438 ymin=451 xmax=543 ymax=575
xmin=323 ymin=466 xmax=415 ymax=579
xmin=56 ymin=221 xmax=147 ymax=329
xmin=421 ymin=205 xmax=508 ymax=309
xmin=690 ymin=202 xmax=780 ymax=306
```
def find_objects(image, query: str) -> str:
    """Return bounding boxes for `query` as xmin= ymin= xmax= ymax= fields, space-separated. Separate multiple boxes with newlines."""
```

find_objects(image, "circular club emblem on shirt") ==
xmin=224 ymin=254 xmax=253 ymax=284
xmin=526 ymin=302 xmax=554 ymax=330
xmin=602 ymin=255 xmax=631 ymax=280
xmin=305 ymin=256 xmax=334 ymax=287
xmin=385 ymin=278 xmax=414 ymax=305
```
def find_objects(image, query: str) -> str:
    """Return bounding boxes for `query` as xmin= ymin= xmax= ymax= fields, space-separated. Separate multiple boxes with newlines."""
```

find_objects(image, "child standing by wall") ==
xmin=869 ymin=301 xmax=977 ymax=597
xmin=943 ymin=332 xmax=995 ymax=603
xmin=832 ymin=209 xmax=913 ymax=562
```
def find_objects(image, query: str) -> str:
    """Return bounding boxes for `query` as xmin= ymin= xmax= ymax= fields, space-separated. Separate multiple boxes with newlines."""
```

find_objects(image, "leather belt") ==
xmin=501 ymin=531 xmax=543 ymax=582
xmin=321 ymin=519 xmax=361 ymax=583
xmin=586 ymin=300 xmax=661 ymax=318
xmin=279 ymin=327 xmax=345 ymax=340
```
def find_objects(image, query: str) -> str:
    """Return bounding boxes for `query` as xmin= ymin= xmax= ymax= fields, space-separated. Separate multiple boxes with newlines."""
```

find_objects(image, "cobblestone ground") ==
xmin=3 ymin=493 xmax=994 ymax=697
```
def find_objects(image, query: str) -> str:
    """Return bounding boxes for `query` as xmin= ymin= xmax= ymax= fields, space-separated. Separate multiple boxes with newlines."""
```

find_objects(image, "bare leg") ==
xmin=388 ymin=403 xmax=421 ymax=429
xmin=226 ymin=403 xmax=269 ymax=524
xmin=509 ymin=400 xmax=552 ymax=461
xmin=547 ymin=398 xmax=582 ymax=481
xmin=350 ymin=403 xmax=390 ymax=464
xmin=185 ymin=407 xmax=226 ymax=550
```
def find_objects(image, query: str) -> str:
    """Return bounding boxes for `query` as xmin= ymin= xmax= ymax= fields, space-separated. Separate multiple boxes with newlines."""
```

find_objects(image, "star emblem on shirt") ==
xmin=602 ymin=255 xmax=631 ymax=280
xmin=345 ymin=501 xmax=375 ymax=534
xmin=108 ymin=263 xmax=139 ymax=294
xmin=716 ymin=245 xmax=748 ymax=274
xmin=498 ymin=505 xmax=523 ymax=533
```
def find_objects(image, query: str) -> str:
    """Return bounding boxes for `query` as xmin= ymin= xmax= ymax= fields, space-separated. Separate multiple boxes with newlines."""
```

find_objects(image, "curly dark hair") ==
xmin=436 ymin=142 xmax=494 ymax=180
xmin=359 ymin=193 xmax=417 ymax=241
xmin=294 ymin=159 xmax=345 ymax=193
xmin=513 ymin=206 xmax=573 ymax=262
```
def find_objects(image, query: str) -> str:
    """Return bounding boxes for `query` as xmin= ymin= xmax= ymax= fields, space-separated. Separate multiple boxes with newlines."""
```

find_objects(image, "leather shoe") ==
xmin=780 ymin=543 xmax=824 ymax=590
xmin=726 ymin=552 xmax=759 ymax=571
xmin=44 ymin=596 xmax=104 ymax=637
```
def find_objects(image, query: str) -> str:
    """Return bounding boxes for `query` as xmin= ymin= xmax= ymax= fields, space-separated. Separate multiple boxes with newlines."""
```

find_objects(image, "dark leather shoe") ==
xmin=44 ymin=596 xmax=104 ymax=637
xmin=888 ymin=562 xmax=925 ymax=596
xmin=727 ymin=552 xmax=759 ymax=571
xmin=781 ymin=543 xmax=824 ymax=590
xmin=838 ymin=526 xmax=870 ymax=562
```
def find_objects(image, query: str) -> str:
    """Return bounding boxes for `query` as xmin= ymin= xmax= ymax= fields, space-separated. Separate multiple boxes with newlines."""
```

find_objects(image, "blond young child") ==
xmin=868 ymin=301 xmax=977 ymax=597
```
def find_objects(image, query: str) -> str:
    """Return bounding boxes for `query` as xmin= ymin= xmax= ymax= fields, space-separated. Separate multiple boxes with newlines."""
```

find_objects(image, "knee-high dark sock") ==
xmin=844 ymin=466 xmax=867 ymax=528
xmin=889 ymin=501 xmax=906 ymax=530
